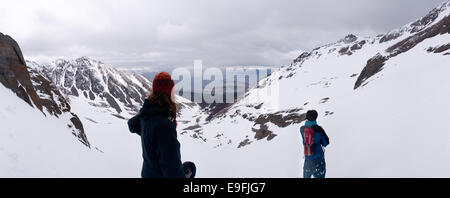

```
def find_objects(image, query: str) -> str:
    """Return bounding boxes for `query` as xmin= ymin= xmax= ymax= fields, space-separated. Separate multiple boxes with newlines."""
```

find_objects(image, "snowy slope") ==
xmin=7 ymin=57 xmax=204 ymax=177
xmin=0 ymin=34 xmax=147 ymax=177
xmin=1 ymin=1 xmax=449 ymax=178
xmin=0 ymin=83 xmax=143 ymax=177
xmin=1 ymin=48 xmax=204 ymax=177
xmin=177 ymin=1 xmax=450 ymax=177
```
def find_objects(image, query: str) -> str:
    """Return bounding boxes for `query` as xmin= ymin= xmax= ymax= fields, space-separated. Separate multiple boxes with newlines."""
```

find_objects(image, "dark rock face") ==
xmin=253 ymin=109 xmax=305 ymax=128
xmin=89 ymin=91 xmax=95 ymax=100
xmin=319 ymin=97 xmax=330 ymax=104
xmin=102 ymin=92 xmax=122 ymax=114
xmin=0 ymin=32 xmax=90 ymax=147
xmin=351 ymin=40 xmax=366 ymax=51
xmin=0 ymin=33 xmax=37 ymax=108
xmin=252 ymin=124 xmax=277 ymax=141
xmin=339 ymin=40 xmax=367 ymax=56
xmin=354 ymin=54 xmax=388 ymax=89
xmin=234 ymin=108 xmax=306 ymax=147
xmin=339 ymin=46 xmax=351 ymax=56
xmin=69 ymin=113 xmax=90 ymax=148
xmin=29 ymin=69 xmax=69 ymax=116
xmin=238 ymin=139 xmax=252 ymax=148
xmin=427 ymin=44 xmax=450 ymax=53
xmin=70 ymin=86 xmax=79 ymax=97
xmin=293 ymin=52 xmax=312 ymax=65
xmin=183 ymin=124 xmax=201 ymax=131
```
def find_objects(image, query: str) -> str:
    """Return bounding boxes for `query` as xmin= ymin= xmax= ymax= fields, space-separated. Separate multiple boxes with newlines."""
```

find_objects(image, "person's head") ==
xmin=306 ymin=110 xmax=318 ymax=121
xmin=148 ymin=72 xmax=177 ymax=125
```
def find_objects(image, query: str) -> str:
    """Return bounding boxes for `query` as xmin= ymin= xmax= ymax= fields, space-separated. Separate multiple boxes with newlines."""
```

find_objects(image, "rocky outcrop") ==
xmin=0 ymin=32 xmax=90 ymax=148
xmin=386 ymin=15 xmax=450 ymax=56
xmin=354 ymin=54 xmax=388 ymax=89
xmin=237 ymin=139 xmax=252 ymax=148
xmin=292 ymin=52 xmax=312 ymax=65
xmin=0 ymin=33 xmax=39 ymax=108
xmin=341 ymin=34 xmax=358 ymax=44
xmin=69 ymin=113 xmax=90 ymax=147
xmin=427 ymin=44 xmax=450 ymax=53
xmin=28 ymin=69 xmax=70 ymax=116
xmin=339 ymin=40 xmax=367 ymax=56
xmin=253 ymin=108 xmax=306 ymax=128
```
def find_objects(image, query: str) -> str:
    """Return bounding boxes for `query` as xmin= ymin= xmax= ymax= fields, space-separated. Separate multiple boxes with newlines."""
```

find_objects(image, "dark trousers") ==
xmin=303 ymin=156 xmax=326 ymax=178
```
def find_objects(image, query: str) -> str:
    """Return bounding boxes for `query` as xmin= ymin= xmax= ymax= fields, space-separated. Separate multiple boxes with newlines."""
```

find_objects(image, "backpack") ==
xmin=302 ymin=127 xmax=317 ymax=157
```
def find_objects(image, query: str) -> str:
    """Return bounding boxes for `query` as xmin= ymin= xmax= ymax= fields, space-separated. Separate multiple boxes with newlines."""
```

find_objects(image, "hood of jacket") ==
xmin=137 ymin=99 xmax=171 ymax=120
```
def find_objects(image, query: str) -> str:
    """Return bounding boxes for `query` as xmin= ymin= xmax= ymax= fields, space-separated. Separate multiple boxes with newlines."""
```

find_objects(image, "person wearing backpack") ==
xmin=300 ymin=110 xmax=330 ymax=178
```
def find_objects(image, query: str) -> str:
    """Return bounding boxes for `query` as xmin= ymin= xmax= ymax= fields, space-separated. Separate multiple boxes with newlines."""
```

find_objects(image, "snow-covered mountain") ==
xmin=0 ymin=33 xmax=90 ymax=148
xmin=27 ymin=57 xmax=152 ymax=118
xmin=1 ymin=35 xmax=202 ymax=177
xmin=176 ymin=1 xmax=450 ymax=177
xmin=27 ymin=57 xmax=205 ymax=141
xmin=29 ymin=57 xmax=203 ymax=117
xmin=1 ymin=1 xmax=449 ymax=178
xmin=192 ymin=0 xmax=450 ymax=148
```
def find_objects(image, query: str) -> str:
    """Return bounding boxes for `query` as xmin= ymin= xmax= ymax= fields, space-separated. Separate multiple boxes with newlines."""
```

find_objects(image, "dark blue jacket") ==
xmin=128 ymin=99 xmax=185 ymax=178
xmin=300 ymin=121 xmax=330 ymax=160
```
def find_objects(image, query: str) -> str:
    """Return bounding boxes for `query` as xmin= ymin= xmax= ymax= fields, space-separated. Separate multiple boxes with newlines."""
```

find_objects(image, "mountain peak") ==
xmin=31 ymin=57 xmax=153 ymax=116
xmin=75 ymin=56 xmax=101 ymax=64
xmin=380 ymin=0 xmax=450 ymax=43
xmin=76 ymin=56 xmax=91 ymax=61
xmin=342 ymin=34 xmax=358 ymax=44
xmin=74 ymin=56 xmax=105 ymax=67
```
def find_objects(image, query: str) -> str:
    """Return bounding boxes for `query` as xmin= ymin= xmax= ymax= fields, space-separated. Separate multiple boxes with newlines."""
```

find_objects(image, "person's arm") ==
xmin=127 ymin=115 xmax=142 ymax=136
xmin=156 ymin=121 xmax=185 ymax=178
xmin=319 ymin=126 xmax=329 ymax=147
xmin=299 ymin=126 xmax=305 ymax=144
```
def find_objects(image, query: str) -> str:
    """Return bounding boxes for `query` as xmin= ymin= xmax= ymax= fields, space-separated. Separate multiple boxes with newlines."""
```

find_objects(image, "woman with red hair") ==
xmin=128 ymin=72 xmax=195 ymax=178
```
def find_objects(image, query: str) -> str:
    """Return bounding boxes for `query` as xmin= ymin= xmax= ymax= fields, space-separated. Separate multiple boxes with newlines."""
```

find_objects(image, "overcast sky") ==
xmin=0 ymin=0 xmax=446 ymax=71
